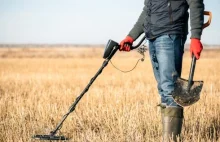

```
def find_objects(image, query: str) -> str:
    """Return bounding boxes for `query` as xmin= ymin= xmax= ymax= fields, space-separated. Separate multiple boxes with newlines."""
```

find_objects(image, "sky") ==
xmin=0 ymin=0 xmax=219 ymax=45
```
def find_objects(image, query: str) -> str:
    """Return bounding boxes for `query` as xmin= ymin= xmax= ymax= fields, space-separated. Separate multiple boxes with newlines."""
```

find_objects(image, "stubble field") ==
xmin=0 ymin=46 xmax=220 ymax=142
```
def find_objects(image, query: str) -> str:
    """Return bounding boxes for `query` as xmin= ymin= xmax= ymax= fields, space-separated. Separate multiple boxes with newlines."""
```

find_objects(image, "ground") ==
xmin=0 ymin=47 xmax=219 ymax=142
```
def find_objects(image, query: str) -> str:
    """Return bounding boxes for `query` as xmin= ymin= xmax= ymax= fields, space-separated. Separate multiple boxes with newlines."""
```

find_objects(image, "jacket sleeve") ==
xmin=127 ymin=0 xmax=148 ymax=40
xmin=187 ymin=0 xmax=204 ymax=39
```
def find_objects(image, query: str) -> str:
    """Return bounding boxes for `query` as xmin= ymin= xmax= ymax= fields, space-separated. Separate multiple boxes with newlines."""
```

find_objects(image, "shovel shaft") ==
xmin=49 ymin=47 xmax=119 ymax=136
xmin=187 ymin=55 xmax=196 ymax=91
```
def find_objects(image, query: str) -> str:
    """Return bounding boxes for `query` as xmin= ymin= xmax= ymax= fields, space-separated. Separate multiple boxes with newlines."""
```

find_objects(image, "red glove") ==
xmin=119 ymin=36 xmax=134 ymax=52
xmin=190 ymin=38 xmax=203 ymax=60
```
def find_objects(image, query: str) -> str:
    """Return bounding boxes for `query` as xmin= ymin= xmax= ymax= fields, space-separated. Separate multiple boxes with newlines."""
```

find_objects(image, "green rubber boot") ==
xmin=161 ymin=106 xmax=183 ymax=142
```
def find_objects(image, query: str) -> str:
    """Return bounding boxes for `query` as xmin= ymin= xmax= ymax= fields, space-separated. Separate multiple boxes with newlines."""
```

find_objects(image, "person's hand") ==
xmin=190 ymin=38 xmax=203 ymax=59
xmin=119 ymin=36 xmax=134 ymax=51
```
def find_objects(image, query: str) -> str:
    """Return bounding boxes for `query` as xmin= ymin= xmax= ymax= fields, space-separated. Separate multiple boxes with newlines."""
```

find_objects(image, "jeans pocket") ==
xmin=168 ymin=34 xmax=176 ymax=42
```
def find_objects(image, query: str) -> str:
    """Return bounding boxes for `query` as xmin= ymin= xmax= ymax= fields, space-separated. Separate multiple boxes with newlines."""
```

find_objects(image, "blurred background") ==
xmin=0 ymin=0 xmax=219 ymax=45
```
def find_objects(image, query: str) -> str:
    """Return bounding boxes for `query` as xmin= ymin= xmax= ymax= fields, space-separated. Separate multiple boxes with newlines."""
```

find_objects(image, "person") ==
xmin=119 ymin=0 xmax=204 ymax=141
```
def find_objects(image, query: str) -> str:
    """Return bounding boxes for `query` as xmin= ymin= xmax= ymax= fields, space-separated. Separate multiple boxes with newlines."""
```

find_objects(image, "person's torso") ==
xmin=144 ymin=0 xmax=189 ymax=39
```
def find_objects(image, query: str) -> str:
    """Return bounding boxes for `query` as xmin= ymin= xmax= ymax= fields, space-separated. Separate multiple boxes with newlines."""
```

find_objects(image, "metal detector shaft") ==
xmin=42 ymin=36 xmax=146 ymax=137
xmin=50 ymin=46 xmax=119 ymax=136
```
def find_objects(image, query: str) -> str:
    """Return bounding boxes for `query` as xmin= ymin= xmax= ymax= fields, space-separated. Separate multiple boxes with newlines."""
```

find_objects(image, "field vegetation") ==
xmin=0 ymin=46 xmax=220 ymax=142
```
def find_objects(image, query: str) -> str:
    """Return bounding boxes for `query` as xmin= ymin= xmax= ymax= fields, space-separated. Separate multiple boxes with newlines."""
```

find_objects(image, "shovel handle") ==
xmin=203 ymin=11 xmax=212 ymax=29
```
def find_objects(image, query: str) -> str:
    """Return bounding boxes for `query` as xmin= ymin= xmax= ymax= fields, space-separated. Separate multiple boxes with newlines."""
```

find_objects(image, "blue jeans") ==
xmin=149 ymin=35 xmax=186 ymax=107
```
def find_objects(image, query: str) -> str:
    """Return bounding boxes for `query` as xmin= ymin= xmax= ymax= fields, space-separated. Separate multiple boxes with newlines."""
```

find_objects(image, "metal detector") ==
xmin=32 ymin=37 xmax=146 ymax=141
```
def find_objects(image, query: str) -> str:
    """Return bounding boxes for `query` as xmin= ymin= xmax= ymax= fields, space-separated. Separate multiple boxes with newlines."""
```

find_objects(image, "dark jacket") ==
xmin=128 ymin=0 xmax=204 ymax=40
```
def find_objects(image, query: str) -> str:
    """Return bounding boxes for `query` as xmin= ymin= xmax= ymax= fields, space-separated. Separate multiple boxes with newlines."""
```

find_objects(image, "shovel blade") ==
xmin=172 ymin=78 xmax=203 ymax=107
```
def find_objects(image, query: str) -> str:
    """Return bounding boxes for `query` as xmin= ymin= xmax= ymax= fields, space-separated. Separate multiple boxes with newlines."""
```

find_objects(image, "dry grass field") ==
xmin=0 ymin=46 xmax=220 ymax=142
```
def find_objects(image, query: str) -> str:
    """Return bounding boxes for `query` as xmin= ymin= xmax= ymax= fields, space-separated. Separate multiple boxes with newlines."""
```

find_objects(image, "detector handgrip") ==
xmin=103 ymin=36 xmax=146 ymax=59
xmin=130 ymin=36 xmax=146 ymax=50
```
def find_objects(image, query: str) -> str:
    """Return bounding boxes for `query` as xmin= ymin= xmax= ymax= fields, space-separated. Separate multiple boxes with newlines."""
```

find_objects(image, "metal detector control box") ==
xmin=103 ymin=39 xmax=119 ymax=59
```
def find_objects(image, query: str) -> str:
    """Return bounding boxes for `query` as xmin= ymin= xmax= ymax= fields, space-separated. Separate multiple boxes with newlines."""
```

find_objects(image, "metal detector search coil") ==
xmin=32 ymin=135 xmax=69 ymax=141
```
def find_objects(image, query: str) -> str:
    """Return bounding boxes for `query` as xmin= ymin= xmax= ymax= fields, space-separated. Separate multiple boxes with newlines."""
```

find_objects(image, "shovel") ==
xmin=172 ymin=11 xmax=212 ymax=107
